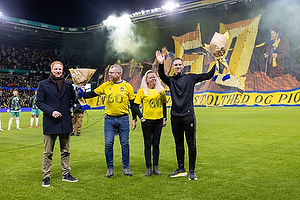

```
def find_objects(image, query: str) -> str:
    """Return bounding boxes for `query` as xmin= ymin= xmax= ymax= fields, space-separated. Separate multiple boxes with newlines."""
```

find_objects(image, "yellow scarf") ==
xmin=272 ymin=38 xmax=280 ymax=67
xmin=215 ymin=57 xmax=229 ymax=73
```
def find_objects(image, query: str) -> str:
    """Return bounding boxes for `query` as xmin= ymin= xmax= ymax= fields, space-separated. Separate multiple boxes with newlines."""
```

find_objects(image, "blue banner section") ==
xmin=1 ymin=87 xmax=37 ymax=90
xmin=0 ymin=108 xmax=31 ymax=113
xmin=0 ymin=107 xmax=104 ymax=113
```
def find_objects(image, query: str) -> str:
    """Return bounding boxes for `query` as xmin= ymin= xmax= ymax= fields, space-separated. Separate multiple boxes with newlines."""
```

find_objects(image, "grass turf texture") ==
xmin=0 ymin=107 xmax=300 ymax=199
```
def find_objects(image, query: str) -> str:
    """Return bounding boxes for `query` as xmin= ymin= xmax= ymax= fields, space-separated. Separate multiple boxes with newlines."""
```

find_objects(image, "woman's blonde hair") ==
xmin=140 ymin=70 xmax=164 ymax=95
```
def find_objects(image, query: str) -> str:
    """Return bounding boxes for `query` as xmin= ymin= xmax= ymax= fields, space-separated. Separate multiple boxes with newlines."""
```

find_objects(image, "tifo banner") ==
xmin=83 ymin=95 xmax=106 ymax=109
xmin=83 ymin=12 xmax=300 ymax=108
xmin=81 ymin=87 xmax=300 ymax=108
xmin=198 ymin=88 xmax=300 ymax=107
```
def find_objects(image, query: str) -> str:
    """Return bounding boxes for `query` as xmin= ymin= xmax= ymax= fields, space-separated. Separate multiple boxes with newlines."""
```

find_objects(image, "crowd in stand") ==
xmin=0 ymin=88 xmax=35 ymax=108
xmin=0 ymin=45 xmax=98 ymax=108
xmin=0 ymin=46 xmax=55 ymax=71
xmin=0 ymin=45 xmax=95 ymax=71
xmin=0 ymin=74 xmax=40 ymax=88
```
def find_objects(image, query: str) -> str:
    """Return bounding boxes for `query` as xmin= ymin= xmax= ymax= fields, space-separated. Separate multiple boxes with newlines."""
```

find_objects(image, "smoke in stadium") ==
xmin=246 ymin=0 xmax=300 ymax=46
xmin=103 ymin=14 xmax=149 ymax=63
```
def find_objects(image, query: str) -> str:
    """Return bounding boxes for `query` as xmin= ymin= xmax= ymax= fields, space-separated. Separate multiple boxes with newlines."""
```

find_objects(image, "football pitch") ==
xmin=0 ymin=106 xmax=300 ymax=199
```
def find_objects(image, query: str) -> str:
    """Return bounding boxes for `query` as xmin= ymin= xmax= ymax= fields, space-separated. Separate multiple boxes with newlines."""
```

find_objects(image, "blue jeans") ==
xmin=104 ymin=114 xmax=130 ymax=170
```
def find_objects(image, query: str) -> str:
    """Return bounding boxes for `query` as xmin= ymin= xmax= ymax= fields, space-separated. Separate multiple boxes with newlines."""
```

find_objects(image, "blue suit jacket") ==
xmin=36 ymin=78 xmax=75 ymax=135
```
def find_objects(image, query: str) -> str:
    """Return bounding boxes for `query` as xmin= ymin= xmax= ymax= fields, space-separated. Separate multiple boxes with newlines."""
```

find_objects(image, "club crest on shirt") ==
xmin=120 ymin=87 xmax=124 ymax=92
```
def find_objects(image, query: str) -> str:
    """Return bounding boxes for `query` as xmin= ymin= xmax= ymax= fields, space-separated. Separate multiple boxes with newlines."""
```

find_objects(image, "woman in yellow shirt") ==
xmin=133 ymin=70 xmax=167 ymax=176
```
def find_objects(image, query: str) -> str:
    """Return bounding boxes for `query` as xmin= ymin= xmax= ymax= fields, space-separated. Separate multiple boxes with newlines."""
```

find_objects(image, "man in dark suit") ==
xmin=36 ymin=61 xmax=78 ymax=187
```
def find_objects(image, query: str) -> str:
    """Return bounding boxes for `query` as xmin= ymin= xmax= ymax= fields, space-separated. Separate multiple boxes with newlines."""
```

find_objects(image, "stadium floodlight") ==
xmin=128 ymin=1 xmax=180 ymax=19
xmin=163 ymin=2 xmax=180 ymax=10
xmin=0 ymin=12 xmax=3 ymax=16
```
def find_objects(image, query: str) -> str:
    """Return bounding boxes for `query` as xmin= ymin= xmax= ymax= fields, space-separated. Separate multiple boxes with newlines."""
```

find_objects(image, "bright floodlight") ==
xmin=0 ymin=12 xmax=2 ymax=16
xmin=163 ymin=2 xmax=179 ymax=10
xmin=128 ymin=1 xmax=180 ymax=18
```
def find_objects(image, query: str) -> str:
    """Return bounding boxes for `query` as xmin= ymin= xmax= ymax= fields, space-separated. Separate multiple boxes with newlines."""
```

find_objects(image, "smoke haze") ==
xmin=103 ymin=14 xmax=148 ymax=62
xmin=255 ymin=0 xmax=300 ymax=46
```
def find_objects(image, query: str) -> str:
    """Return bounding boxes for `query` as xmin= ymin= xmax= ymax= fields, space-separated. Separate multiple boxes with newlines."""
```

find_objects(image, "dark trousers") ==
xmin=141 ymin=118 xmax=163 ymax=168
xmin=171 ymin=114 xmax=196 ymax=171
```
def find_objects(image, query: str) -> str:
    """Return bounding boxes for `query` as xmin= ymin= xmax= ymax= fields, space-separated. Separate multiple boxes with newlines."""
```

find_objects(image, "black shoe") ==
xmin=70 ymin=132 xmax=75 ymax=136
xmin=106 ymin=169 xmax=114 ymax=178
xmin=145 ymin=168 xmax=152 ymax=177
xmin=42 ymin=177 xmax=50 ymax=187
xmin=153 ymin=166 xmax=161 ymax=176
xmin=169 ymin=168 xmax=187 ymax=177
xmin=62 ymin=173 xmax=78 ymax=182
xmin=76 ymin=132 xmax=80 ymax=136
xmin=189 ymin=170 xmax=197 ymax=180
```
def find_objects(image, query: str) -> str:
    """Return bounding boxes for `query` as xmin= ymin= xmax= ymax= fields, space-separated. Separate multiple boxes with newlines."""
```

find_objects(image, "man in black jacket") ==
xmin=156 ymin=51 xmax=215 ymax=180
xmin=36 ymin=61 xmax=78 ymax=187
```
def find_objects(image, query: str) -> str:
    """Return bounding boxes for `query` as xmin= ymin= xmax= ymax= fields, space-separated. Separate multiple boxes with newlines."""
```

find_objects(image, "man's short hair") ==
xmin=110 ymin=64 xmax=123 ymax=75
xmin=172 ymin=58 xmax=184 ymax=66
xmin=270 ymin=26 xmax=281 ymax=34
xmin=51 ymin=61 xmax=64 ymax=69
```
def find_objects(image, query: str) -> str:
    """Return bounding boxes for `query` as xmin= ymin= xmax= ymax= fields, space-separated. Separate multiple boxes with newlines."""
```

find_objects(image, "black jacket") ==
xmin=158 ymin=63 xmax=215 ymax=116
xmin=36 ymin=78 xmax=75 ymax=135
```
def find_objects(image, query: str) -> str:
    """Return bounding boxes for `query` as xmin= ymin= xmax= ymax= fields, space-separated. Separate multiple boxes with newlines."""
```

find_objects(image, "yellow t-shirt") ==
xmin=134 ymin=88 xmax=167 ymax=120
xmin=94 ymin=80 xmax=135 ymax=116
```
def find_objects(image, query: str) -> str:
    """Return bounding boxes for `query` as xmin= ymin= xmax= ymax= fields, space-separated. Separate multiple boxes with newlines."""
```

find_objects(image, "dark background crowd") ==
xmin=0 ymin=44 xmax=99 ymax=108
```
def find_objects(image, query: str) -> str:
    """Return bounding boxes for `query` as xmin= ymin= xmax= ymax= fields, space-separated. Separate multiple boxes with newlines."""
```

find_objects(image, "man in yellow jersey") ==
xmin=82 ymin=64 xmax=136 ymax=178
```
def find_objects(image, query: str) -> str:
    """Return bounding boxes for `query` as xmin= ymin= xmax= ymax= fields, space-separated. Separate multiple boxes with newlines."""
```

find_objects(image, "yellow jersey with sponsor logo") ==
xmin=94 ymin=80 xmax=135 ymax=116
xmin=134 ymin=88 xmax=167 ymax=120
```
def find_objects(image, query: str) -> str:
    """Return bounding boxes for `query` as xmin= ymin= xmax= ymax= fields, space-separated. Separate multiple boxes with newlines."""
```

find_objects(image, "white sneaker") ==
xmin=0 ymin=128 xmax=3 ymax=131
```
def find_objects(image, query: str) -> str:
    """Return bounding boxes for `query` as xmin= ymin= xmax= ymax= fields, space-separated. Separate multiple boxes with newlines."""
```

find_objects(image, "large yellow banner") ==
xmin=83 ymin=87 xmax=300 ymax=108
xmin=195 ymin=88 xmax=300 ymax=107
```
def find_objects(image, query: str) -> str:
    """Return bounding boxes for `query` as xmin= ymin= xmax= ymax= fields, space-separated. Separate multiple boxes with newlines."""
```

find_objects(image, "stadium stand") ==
xmin=0 ymin=17 xmax=102 ymax=108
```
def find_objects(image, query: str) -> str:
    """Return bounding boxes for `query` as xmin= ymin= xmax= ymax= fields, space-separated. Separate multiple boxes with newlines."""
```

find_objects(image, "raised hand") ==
xmin=156 ymin=51 xmax=164 ymax=64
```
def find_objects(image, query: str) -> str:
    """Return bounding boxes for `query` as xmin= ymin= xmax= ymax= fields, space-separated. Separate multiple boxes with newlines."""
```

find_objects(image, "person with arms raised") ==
xmin=156 ymin=51 xmax=215 ymax=180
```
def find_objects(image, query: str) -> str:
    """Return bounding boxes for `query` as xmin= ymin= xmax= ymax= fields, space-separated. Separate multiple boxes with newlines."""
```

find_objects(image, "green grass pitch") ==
xmin=0 ymin=106 xmax=300 ymax=199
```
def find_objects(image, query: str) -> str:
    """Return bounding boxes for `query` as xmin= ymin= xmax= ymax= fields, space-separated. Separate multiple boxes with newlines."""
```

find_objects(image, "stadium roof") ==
xmin=0 ymin=0 xmax=257 ymax=50
xmin=0 ymin=18 xmax=94 ymax=50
